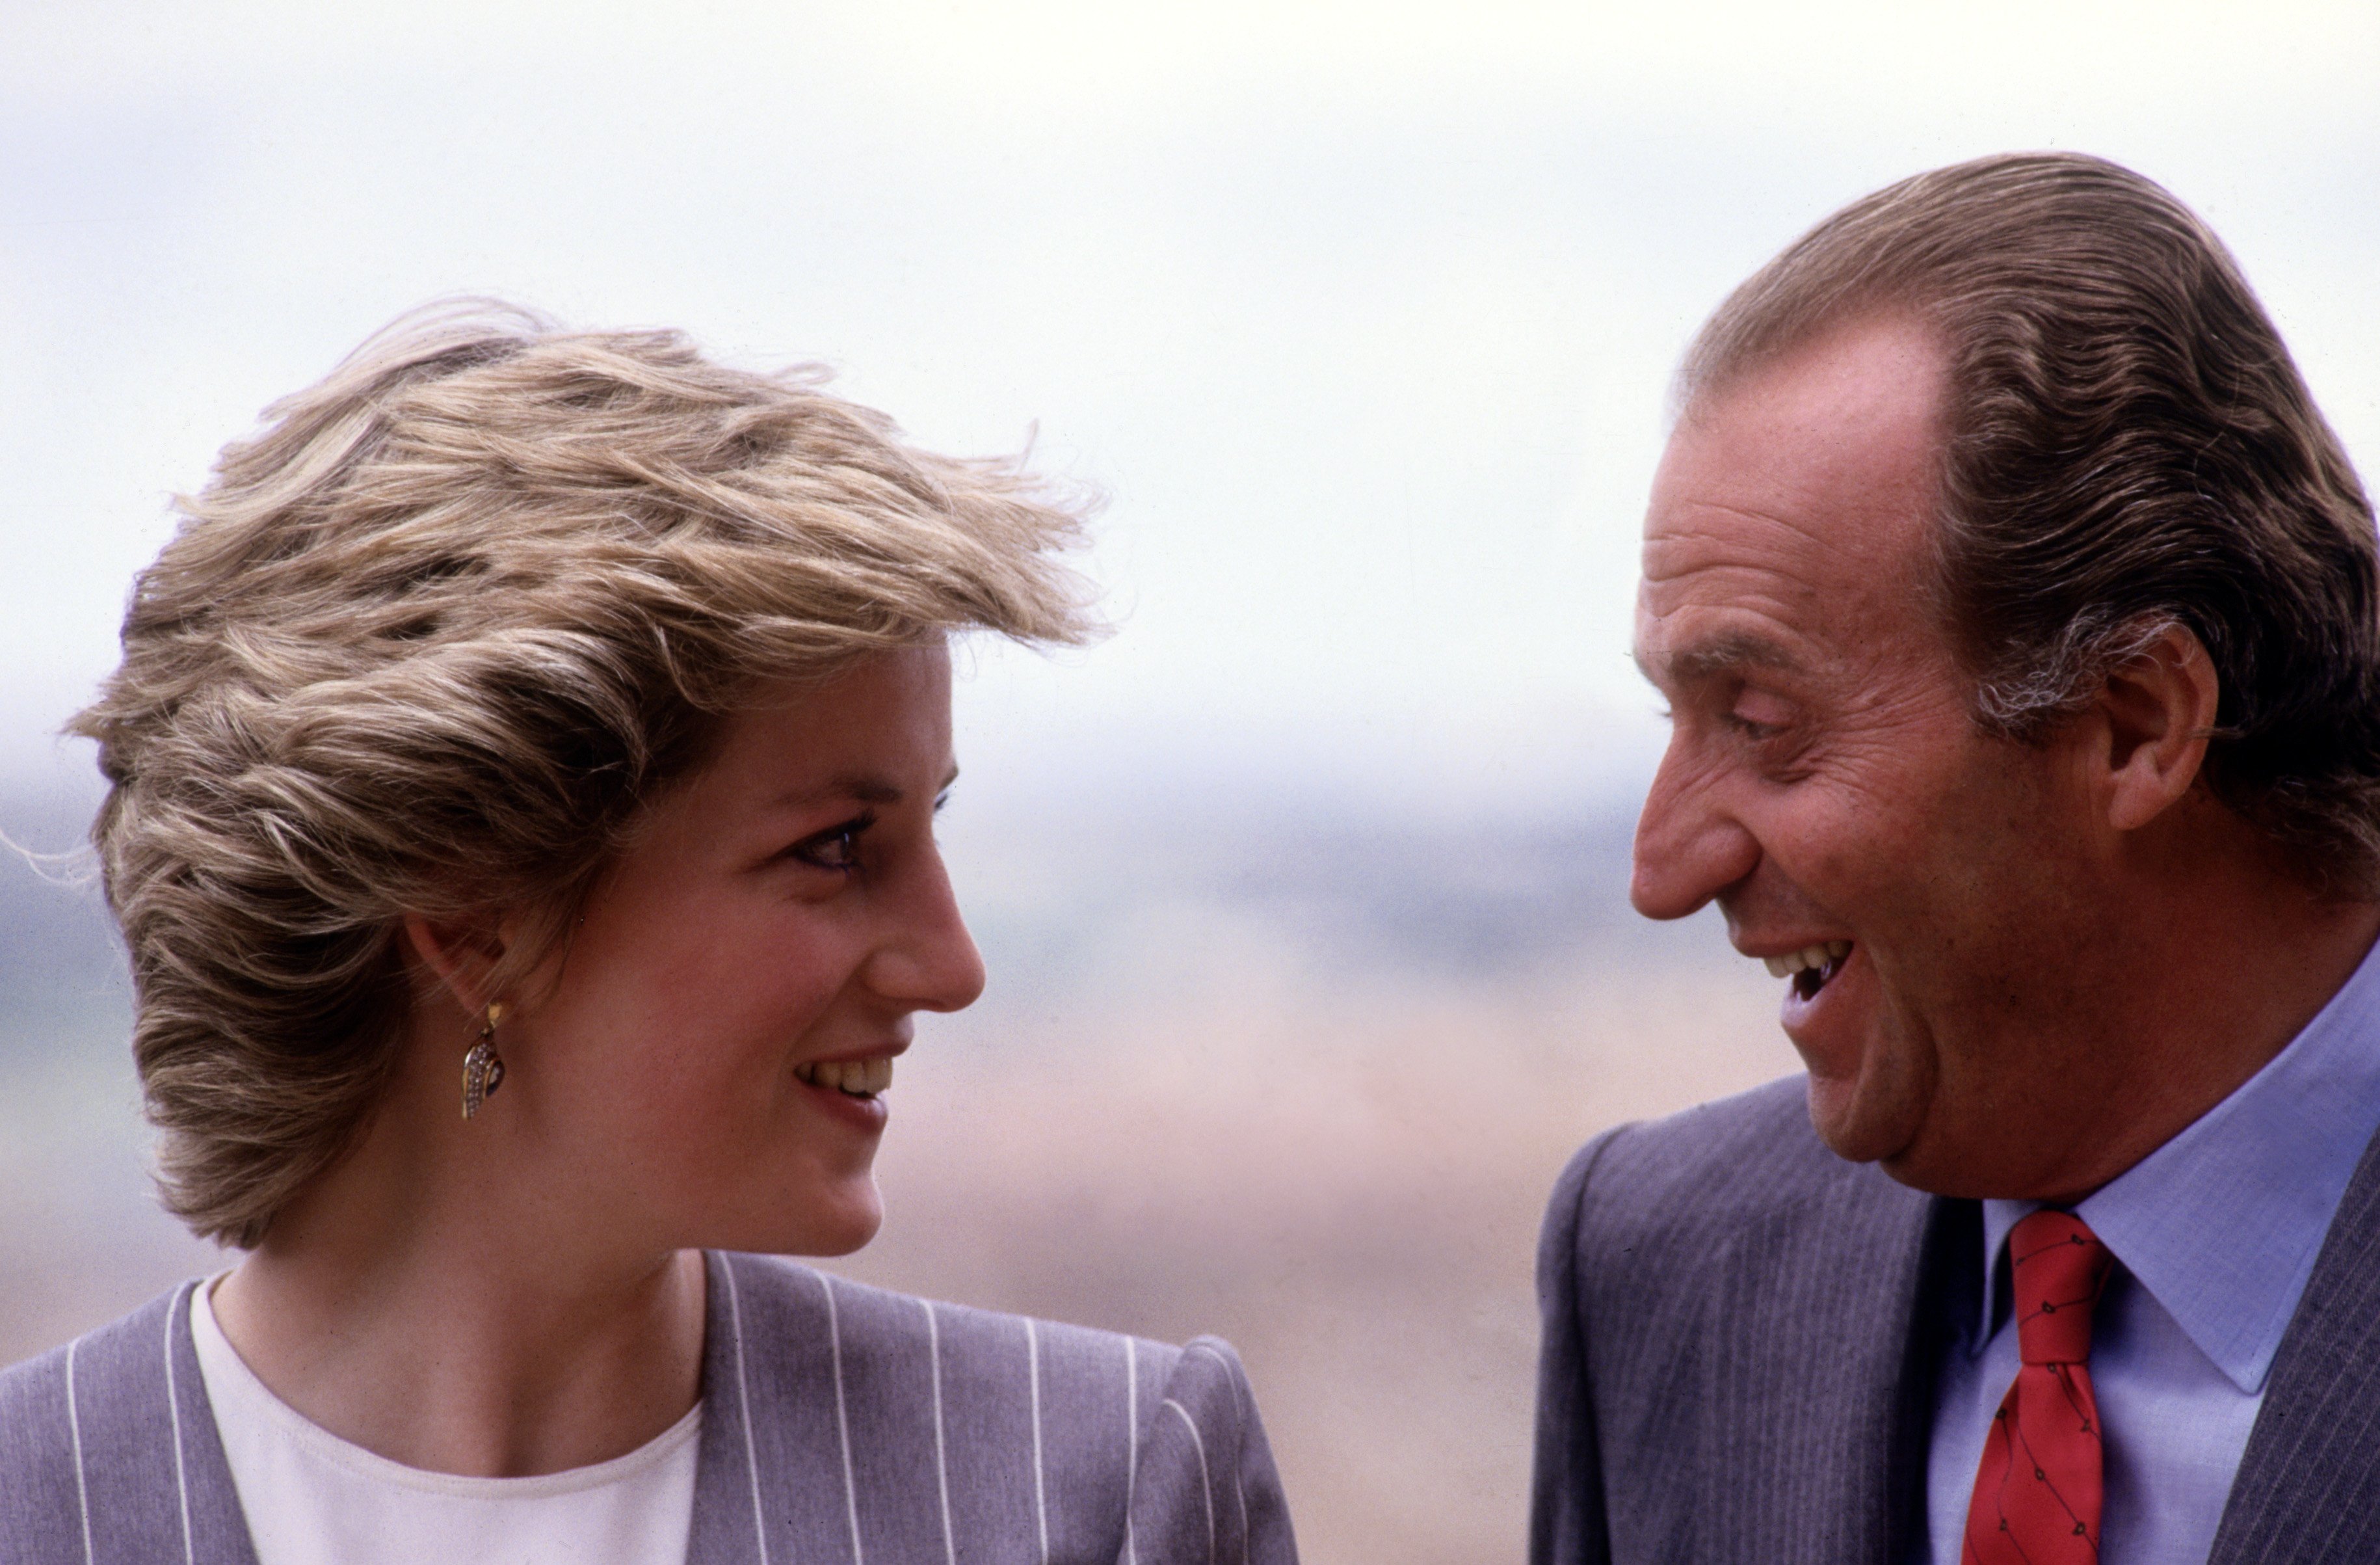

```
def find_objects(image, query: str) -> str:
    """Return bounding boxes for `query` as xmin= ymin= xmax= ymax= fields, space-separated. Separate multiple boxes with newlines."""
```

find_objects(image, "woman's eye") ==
xmin=789 ymin=813 xmax=875 ymax=871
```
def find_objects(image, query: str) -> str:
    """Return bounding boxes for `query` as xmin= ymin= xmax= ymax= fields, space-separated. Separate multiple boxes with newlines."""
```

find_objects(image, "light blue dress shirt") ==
xmin=1925 ymin=933 xmax=2380 ymax=1565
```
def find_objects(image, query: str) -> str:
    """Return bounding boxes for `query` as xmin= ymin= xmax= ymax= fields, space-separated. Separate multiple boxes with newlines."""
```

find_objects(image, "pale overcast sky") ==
xmin=5 ymin=0 xmax=2375 ymax=821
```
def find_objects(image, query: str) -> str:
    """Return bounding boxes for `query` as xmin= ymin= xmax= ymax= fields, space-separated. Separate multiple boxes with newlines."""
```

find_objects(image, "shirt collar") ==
xmin=1976 ymin=930 xmax=2380 ymax=1394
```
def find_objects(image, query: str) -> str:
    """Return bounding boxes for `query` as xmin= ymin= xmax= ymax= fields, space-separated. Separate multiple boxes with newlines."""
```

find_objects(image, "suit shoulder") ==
xmin=0 ymin=1340 xmax=81 ymax=1562
xmin=0 ymin=1335 xmax=74 ymax=1460
xmin=704 ymin=1255 xmax=1299 ymax=1562
xmin=0 ymin=1289 xmax=176 ymax=1451
xmin=0 ymin=1291 xmax=193 ymax=1563
xmin=718 ymin=1252 xmax=1185 ymax=1388
xmin=1546 ymin=1074 xmax=1905 ymax=1264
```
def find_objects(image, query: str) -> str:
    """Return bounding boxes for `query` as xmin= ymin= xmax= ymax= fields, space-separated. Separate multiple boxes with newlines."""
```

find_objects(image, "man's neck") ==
xmin=2033 ymin=840 xmax=2380 ymax=1205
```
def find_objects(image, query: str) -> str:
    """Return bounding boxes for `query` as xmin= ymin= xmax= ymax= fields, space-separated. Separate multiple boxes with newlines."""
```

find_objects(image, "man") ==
xmin=1531 ymin=152 xmax=2380 ymax=1564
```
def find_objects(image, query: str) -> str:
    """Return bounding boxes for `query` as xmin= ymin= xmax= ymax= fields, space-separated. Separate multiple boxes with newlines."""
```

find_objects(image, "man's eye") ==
xmin=789 ymin=813 xmax=875 ymax=871
xmin=1725 ymin=688 xmax=1797 ymax=742
xmin=1726 ymin=712 xmax=1786 ymax=742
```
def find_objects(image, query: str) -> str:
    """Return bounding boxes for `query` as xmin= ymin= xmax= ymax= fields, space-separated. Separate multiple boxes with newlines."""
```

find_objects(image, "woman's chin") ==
xmin=755 ymin=1180 xmax=884 ymax=1259
xmin=800 ymin=1210 xmax=883 ymax=1259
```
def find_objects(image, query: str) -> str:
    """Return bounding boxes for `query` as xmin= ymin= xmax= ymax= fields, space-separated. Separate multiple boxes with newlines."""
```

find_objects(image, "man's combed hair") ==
xmin=70 ymin=300 xmax=1099 ymax=1247
xmin=1680 ymin=152 xmax=2380 ymax=894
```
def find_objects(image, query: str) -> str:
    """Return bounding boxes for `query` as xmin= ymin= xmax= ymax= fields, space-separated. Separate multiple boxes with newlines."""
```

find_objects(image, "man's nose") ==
xmin=1631 ymin=735 xmax=1760 ymax=920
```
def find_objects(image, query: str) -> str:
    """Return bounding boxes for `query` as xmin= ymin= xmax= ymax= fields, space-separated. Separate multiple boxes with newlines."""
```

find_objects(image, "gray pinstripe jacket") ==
xmin=1531 ymin=1075 xmax=2380 ymax=1565
xmin=0 ymin=1251 xmax=1298 ymax=1564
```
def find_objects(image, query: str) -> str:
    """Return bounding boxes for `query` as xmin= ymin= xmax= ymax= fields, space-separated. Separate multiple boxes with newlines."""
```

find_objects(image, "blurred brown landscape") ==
xmin=0 ymin=786 xmax=1795 ymax=1563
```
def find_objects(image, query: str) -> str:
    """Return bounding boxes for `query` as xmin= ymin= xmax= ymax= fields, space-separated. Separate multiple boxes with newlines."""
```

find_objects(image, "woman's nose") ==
xmin=867 ymin=849 xmax=988 ymax=1013
xmin=1630 ymin=735 xmax=1760 ymax=921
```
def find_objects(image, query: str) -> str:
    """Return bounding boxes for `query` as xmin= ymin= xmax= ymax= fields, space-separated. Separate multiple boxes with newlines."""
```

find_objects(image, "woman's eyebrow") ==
xmin=773 ymin=764 xmax=961 ymax=810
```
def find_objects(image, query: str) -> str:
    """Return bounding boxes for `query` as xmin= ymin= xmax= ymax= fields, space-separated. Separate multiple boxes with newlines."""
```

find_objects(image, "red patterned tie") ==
xmin=1963 ymin=1210 xmax=2116 ymax=1564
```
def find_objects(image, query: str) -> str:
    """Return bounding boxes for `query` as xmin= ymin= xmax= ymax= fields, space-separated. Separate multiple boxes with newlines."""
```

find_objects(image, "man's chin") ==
xmin=1856 ymin=1116 xmax=2013 ymax=1199
xmin=1803 ymin=1073 xmax=1922 ymax=1168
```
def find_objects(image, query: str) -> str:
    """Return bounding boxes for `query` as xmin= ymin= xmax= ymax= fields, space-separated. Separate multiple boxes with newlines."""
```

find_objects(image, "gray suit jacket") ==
xmin=0 ymin=1250 xmax=1297 ymax=1564
xmin=1531 ymin=1076 xmax=2380 ymax=1564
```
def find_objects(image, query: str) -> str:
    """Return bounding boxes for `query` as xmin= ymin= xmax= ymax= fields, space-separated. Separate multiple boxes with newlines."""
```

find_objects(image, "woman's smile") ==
xmin=791 ymin=1047 xmax=905 ymax=1130
xmin=497 ymin=647 xmax=981 ymax=1261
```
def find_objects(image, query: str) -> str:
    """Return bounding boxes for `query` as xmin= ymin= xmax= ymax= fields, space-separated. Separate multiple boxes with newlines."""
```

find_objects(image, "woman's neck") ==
xmin=207 ymin=1071 xmax=708 ymax=1478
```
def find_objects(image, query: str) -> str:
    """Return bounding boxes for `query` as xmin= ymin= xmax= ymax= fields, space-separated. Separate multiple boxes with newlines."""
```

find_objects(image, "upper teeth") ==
xmin=797 ymin=1057 xmax=894 ymax=1096
xmin=1764 ymin=941 xmax=1851 ymax=979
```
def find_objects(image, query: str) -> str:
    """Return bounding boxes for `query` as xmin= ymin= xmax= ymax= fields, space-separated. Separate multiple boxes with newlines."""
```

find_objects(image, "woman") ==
xmin=0 ymin=302 xmax=1298 ymax=1564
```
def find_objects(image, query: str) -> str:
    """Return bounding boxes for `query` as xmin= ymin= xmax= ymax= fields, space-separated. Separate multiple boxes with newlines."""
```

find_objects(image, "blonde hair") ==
xmin=70 ymin=299 xmax=1098 ymax=1246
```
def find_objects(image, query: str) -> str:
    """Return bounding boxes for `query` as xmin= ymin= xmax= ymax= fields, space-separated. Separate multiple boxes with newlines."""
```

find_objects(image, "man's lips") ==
xmin=1758 ymin=939 xmax=1853 ymax=1000
xmin=1775 ymin=939 xmax=1870 ymax=1065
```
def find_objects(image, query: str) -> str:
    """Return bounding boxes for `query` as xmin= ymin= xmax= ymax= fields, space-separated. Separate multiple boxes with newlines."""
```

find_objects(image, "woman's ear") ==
xmin=401 ymin=913 xmax=509 ymax=1023
xmin=2098 ymin=622 xmax=2220 ymax=833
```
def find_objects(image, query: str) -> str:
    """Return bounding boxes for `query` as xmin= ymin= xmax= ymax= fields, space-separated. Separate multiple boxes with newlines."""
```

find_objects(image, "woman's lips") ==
xmin=792 ymin=1053 xmax=897 ymax=1129
xmin=796 ymin=1073 xmax=890 ymax=1130
xmin=794 ymin=1055 xmax=893 ymax=1096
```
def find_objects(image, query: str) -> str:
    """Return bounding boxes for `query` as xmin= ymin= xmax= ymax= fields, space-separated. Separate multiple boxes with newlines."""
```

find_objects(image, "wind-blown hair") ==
xmin=70 ymin=300 xmax=1098 ymax=1246
xmin=1679 ymin=152 xmax=2380 ymax=894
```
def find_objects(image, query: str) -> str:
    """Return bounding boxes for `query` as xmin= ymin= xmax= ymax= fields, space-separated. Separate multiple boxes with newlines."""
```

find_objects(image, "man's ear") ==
xmin=401 ymin=913 xmax=509 ymax=1024
xmin=2096 ymin=622 xmax=2220 ymax=833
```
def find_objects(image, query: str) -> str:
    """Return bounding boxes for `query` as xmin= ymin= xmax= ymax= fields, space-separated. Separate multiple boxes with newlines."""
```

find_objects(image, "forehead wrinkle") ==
xmin=1641 ymin=500 xmax=1842 ymax=583
xmin=1641 ymin=500 xmax=1913 ymax=664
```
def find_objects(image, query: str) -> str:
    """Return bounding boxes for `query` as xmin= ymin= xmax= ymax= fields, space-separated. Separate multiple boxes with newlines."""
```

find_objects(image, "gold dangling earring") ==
xmin=462 ymin=1001 xmax=508 ymax=1120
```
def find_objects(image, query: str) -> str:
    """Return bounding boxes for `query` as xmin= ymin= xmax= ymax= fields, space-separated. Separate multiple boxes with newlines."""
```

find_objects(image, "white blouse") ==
xmin=191 ymin=1278 xmax=700 ymax=1565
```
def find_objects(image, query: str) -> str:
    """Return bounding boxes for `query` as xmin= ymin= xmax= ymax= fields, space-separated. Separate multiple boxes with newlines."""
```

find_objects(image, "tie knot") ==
xmin=2008 ymin=1209 xmax=2113 ymax=1366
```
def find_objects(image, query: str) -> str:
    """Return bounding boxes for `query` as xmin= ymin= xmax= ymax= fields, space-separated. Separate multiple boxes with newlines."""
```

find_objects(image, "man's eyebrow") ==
xmin=1636 ymin=630 xmax=1803 ymax=683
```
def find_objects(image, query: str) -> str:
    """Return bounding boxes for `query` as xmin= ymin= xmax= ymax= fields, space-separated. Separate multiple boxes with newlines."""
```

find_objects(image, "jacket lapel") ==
xmin=685 ymin=1250 xmax=863 ymax=1565
xmin=2210 ymin=1121 xmax=2380 ymax=1564
xmin=686 ymin=1250 xmax=771 ymax=1565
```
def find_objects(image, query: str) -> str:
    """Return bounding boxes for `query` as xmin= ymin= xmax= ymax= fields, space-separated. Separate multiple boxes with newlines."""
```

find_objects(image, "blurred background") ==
xmin=3 ymin=1 xmax=2375 ymax=1557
